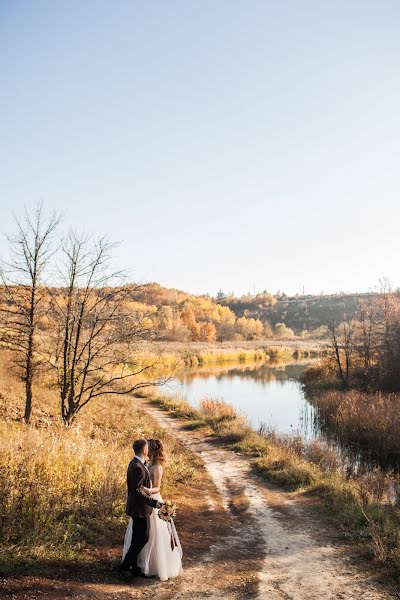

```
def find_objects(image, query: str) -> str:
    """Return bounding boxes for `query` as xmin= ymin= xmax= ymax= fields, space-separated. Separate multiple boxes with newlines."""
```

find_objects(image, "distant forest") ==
xmin=128 ymin=284 xmax=379 ymax=341
xmin=216 ymin=290 xmax=379 ymax=336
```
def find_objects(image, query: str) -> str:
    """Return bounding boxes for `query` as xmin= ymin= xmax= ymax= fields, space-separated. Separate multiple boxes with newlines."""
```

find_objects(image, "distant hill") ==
xmin=1 ymin=280 xmax=376 ymax=343
xmin=215 ymin=292 xmax=378 ymax=335
xmin=127 ymin=284 xmax=379 ymax=338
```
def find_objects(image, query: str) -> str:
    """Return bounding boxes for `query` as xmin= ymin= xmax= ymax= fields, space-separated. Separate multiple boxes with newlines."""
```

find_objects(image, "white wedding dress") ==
xmin=122 ymin=490 xmax=183 ymax=581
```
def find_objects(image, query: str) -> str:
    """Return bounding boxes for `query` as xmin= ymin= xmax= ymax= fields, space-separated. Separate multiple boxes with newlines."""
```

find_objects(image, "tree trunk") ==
xmin=24 ymin=375 xmax=33 ymax=422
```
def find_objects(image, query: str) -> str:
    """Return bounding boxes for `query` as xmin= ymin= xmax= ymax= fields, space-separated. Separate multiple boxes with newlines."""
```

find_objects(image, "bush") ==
xmin=274 ymin=322 xmax=295 ymax=338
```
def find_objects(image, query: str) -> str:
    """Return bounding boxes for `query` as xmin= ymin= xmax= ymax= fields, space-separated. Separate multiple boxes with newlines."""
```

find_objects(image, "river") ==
xmin=166 ymin=360 xmax=317 ymax=439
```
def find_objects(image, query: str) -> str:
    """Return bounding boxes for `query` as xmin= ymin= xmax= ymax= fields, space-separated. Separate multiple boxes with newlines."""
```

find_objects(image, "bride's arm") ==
xmin=141 ymin=464 xmax=163 ymax=495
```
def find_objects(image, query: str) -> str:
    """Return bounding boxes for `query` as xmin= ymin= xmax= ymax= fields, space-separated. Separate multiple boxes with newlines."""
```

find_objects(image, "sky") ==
xmin=0 ymin=1 xmax=399 ymax=297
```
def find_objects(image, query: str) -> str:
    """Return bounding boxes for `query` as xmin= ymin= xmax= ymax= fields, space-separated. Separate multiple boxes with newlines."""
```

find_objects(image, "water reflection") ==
xmin=167 ymin=360 xmax=398 ymax=473
xmin=169 ymin=361 xmax=318 ymax=438
xmin=183 ymin=363 xmax=308 ymax=385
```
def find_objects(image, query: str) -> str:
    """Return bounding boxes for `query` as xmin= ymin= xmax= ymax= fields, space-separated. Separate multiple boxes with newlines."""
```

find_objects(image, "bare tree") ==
xmin=342 ymin=316 xmax=354 ymax=386
xmin=356 ymin=299 xmax=376 ymax=383
xmin=0 ymin=203 xmax=61 ymax=422
xmin=47 ymin=232 xmax=170 ymax=425
xmin=373 ymin=286 xmax=400 ymax=390
xmin=327 ymin=316 xmax=354 ymax=388
xmin=327 ymin=317 xmax=346 ymax=387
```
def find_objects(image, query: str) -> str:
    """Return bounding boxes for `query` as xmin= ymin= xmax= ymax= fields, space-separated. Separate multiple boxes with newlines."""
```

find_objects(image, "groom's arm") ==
xmin=133 ymin=466 xmax=162 ymax=509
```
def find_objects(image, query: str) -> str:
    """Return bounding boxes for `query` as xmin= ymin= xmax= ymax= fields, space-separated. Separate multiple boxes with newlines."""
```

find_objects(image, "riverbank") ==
xmin=302 ymin=363 xmax=400 ymax=471
xmin=144 ymin=390 xmax=400 ymax=582
xmin=135 ymin=395 xmax=396 ymax=599
xmin=133 ymin=339 xmax=325 ymax=373
xmin=2 ymin=396 xmax=395 ymax=600
xmin=0 ymin=345 xmax=397 ymax=599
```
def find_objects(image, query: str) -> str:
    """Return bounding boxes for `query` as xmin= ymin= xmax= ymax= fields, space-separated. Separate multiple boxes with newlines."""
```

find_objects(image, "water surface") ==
xmin=166 ymin=360 xmax=400 ymax=473
xmin=167 ymin=361 xmax=317 ymax=439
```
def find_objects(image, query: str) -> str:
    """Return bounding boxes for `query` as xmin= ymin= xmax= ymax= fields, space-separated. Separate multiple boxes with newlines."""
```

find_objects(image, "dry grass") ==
xmin=0 ymin=351 xmax=207 ymax=574
xmin=0 ymin=421 xmax=126 ymax=560
xmin=307 ymin=390 xmax=400 ymax=470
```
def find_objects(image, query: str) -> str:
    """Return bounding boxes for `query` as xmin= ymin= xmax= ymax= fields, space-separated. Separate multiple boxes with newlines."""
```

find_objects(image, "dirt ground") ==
xmin=1 ymin=398 xmax=398 ymax=600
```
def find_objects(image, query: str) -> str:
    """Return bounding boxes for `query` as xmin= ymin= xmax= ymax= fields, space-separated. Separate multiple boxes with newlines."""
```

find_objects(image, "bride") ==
xmin=122 ymin=438 xmax=183 ymax=581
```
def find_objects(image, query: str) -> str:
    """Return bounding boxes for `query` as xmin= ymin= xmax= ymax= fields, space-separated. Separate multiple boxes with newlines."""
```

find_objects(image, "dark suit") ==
xmin=121 ymin=457 xmax=159 ymax=572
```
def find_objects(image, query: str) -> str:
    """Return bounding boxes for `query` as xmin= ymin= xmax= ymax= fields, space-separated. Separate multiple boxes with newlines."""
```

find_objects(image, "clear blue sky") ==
xmin=1 ymin=1 xmax=399 ymax=297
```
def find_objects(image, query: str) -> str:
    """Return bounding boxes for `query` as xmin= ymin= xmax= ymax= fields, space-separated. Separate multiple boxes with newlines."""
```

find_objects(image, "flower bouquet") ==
xmin=158 ymin=499 xmax=177 ymax=522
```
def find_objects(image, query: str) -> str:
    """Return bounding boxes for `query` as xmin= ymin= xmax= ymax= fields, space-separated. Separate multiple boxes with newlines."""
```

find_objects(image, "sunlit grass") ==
xmin=0 ymin=355 xmax=201 ymax=572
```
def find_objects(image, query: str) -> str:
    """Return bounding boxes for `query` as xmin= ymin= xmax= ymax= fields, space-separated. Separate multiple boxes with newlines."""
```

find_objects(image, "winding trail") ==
xmin=138 ymin=397 xmax=395 ymax=600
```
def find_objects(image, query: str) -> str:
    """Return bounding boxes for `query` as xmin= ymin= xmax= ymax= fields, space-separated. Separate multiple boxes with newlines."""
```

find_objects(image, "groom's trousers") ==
xmin=120 ymin=516 xmax=149 ymax=572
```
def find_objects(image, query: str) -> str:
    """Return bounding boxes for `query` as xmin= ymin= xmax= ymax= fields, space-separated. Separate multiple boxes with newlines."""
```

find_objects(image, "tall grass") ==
xmin=306 ymin=390 xmax=400 ymax=470
xmin=0 ymin=421 xmax=126 ymax=559
xmin=0 ymin=361 xmax=199 ymax=572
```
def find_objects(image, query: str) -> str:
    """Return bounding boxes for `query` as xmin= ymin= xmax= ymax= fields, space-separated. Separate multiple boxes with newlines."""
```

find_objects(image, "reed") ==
xmin=307 ymin=390 xmax=400 ymax=469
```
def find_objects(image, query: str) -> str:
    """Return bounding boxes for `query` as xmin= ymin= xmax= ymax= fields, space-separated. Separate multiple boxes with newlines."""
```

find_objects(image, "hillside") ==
xmin=124 ymin=283 xmax=268 ymax=341
xmin=1 ymin=281 xmax=377 ymax=348
xmin=216 ymin=291 xmax=379 ymax=334
xmin=129 ymin=284 xmax=379 ymax=338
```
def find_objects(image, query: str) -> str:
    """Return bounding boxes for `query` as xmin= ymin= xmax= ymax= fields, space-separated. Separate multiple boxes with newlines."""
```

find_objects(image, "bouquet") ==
xmin=158 ymin=500 xmax=178 ymax=550
xmin=158 ymin=499 xmax=177 ymax=522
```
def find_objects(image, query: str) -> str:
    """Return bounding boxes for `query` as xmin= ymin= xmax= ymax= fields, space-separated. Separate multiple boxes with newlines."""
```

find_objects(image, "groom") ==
xmin=120 ymin=438 xmax=164 ymax=578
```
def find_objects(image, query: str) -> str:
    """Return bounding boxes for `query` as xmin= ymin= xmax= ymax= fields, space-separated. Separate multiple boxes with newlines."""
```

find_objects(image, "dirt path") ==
xmin=2 ymin=399 xmax=396 ymax=600
xmin=137 ymin=398 xmax=395 ymax=600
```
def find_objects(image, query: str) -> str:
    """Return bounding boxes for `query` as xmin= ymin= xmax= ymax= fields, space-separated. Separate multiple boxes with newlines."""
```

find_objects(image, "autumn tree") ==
xmin=199 ymin=321 xmax=217 ymax=342
xmin=274 ymin=322 xmax=295 ymax=339
xmin=180 ymin=303 xmax=201 ymax=341
xmin=355 ymin=299 xmax=376 ymax=382
xmin=47 ymin=233 xmax=167 ymax=425
xmin=0 ymin=203 xmax=61 ymax=422
xmin=263 ymin=321 xmax=273 ymax=337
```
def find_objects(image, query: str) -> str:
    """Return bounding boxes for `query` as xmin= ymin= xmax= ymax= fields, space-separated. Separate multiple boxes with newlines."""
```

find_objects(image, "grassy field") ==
xmin=0 ymin=351 xmax=211 ymax=578
xmin=3 ymin=339 xmax=397 ymax=584
xmin=146 ymin=390 xmax=400 ymax=581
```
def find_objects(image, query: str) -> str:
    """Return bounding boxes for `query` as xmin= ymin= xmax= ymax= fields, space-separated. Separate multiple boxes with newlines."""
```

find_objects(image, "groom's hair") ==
xmin=133 ymin=438 xmax=147 ymax=455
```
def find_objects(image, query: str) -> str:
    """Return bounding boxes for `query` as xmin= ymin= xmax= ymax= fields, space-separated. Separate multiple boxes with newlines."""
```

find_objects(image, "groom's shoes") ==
xmin=118 ymin=567 xmax=134 ymax=581
xmin=132 ymin=568 xmax=155 ymax=579
xmin=118 ymin=567 xmax=155 ymax=581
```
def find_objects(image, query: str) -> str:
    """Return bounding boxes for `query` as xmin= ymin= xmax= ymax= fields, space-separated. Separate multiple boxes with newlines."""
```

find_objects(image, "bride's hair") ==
xmin=148 ymin=438 xmax=166 ymax=465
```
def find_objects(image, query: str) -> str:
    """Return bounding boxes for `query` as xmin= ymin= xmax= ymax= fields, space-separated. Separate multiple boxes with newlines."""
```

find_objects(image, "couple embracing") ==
xmin=119 ymin=438 xmax=183 ymax=581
